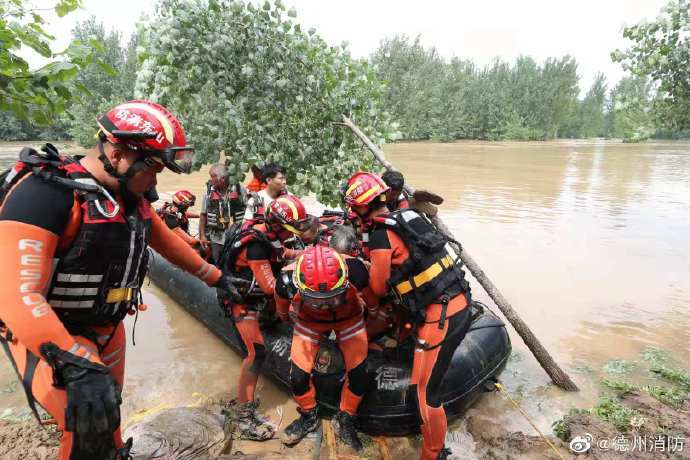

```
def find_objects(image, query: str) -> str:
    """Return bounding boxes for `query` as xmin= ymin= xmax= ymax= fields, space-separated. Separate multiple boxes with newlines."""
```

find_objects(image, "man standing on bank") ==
xmin=0 ymin=100 xmax=243 ymax=460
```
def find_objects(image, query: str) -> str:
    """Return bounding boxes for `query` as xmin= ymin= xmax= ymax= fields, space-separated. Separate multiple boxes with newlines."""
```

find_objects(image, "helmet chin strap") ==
xmin=97 ymin=137 xmax=148 ymax=198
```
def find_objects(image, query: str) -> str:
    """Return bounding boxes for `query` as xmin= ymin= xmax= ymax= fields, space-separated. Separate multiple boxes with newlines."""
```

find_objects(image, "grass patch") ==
xmin=651 ymin=365 xmax=690 ymax=391
xmin=602 ymin=359 xmax=637 ymax=375
xmin=641 ymin=346 xmax=670 ymax=365
xmin=591 ymin=397 xmax=639 ymax=431
xmin=601 ymin=378 xmax=638 ymax=393
xmin=642 ymin=385 xmax=688 ymax=408
xmin=552 ymin=418 xmax=569 ymax=441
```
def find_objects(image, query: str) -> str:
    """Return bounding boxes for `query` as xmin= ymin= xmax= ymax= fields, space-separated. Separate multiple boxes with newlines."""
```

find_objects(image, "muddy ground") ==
xmin=1 ymin=388 xmax=688 ymax=460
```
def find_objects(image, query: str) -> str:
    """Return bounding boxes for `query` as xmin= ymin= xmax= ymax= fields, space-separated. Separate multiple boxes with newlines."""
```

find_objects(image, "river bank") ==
xmin=2 ymin=363 xmax=688 ymax=460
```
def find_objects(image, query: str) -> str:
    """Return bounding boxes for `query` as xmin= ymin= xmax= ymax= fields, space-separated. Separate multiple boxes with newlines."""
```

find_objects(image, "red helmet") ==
xmin=294 ymin=246 xmax=349 ymax=308
xmin=96 ymin=100 xmax=194 ymax=174
xmin=343 ymin=172 xmax=389 ymax=208
xmin=265 ymin=195 xmax=311 ymax=235
xmin=173 ymin=189 xmax=195 ymax=207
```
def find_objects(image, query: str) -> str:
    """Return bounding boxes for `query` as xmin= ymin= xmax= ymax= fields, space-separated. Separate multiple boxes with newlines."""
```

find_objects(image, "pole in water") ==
xmin=338 ymin=114 xmax=579 ymax=392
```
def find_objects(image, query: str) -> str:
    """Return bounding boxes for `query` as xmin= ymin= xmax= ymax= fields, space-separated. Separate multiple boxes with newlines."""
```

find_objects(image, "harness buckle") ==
xmin=106 ymin=287 xmax=135 ymax=303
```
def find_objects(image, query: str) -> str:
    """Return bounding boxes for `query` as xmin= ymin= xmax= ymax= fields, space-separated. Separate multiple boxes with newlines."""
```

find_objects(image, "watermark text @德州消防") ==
xmin=569 ymin=433 xmax=685 ymax=455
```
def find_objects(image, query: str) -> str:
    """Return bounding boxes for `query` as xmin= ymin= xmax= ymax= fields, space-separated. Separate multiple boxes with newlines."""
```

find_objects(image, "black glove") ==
xmin=64 ymin=365 xmax=121 ymax=435
xmin=214 ymin=274 xmax=249 ymax=304
xmin=40 ymin=343 xmax=121 ymax=455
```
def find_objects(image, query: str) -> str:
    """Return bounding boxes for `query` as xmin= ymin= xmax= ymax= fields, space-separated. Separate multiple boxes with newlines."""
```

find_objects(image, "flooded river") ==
xmin=1 ymin=139 xmax=689 ymax=455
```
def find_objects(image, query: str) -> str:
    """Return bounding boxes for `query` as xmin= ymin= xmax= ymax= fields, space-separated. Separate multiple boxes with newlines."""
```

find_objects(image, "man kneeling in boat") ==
xmin=276 ymin=244 xmax=374 ymax=451
xmin=344 ymin=171 xmax=472 ymax=460
xmin=220 ymin=194 xmax=313 ymax=440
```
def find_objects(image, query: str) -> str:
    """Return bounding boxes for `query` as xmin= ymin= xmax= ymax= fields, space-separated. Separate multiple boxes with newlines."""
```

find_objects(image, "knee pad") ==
xmin=290 ymin=362 xmax=311 ymax=396
xmin=346 ymin=361 xmax=369 ymax=396
xmin=249 ymin=343 xmax=266 ymax=373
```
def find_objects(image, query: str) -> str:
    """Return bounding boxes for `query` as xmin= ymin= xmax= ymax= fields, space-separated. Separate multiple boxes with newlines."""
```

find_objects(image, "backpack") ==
xmin=0 ymin=144 xmax=104 ymax=208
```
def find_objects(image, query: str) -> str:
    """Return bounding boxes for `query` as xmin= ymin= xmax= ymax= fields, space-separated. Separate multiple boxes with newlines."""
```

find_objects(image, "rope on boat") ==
xmin=494 ymin=383 xmax=567 ymax=460
xmin=322 ymin=419 xmax=338 ymax=460
xmin=374 ymin=436 xmax=392 ymax=460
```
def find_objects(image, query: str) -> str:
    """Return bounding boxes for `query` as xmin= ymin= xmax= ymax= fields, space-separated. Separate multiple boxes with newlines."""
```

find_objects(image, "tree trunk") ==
xmin=340 ymin=115 xmax=579 ymax=392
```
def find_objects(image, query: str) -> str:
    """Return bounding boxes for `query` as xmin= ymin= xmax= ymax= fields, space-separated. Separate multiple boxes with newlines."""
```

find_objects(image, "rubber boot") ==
xmin=437 ymin=446 xmax=452 ymax=460
xmin=281 ymin=406 xmax=320 ymax=446
xmin=117 ymin=437 xmax=134 ymax=459
xmin=237 ymin=400 xmax=275 ymax=441
xmin=332 ymin=410 xmax=363 ymax=452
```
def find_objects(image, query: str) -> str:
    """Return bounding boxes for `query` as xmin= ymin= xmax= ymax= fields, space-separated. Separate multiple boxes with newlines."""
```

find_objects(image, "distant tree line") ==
xmin=369 ymin=35 xmax=686 ymax=143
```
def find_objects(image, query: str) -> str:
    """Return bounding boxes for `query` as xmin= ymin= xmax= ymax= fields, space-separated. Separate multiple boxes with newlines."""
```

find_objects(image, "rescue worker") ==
xmin=381 ymin=169 xmax=410 ymax=211
xmin=158 ymin=189 xmax=200 ymax=247
xmin=275 ymin=245 xmax=371 ymax=451
xmin=246 ymin=164 xmax=266 ymax=193
xmin=0 ymin=100 xmax=244 ymax=460
xmin=343 ymin=172 xmax=472 ymax=460
xmin=221 ymin=194 xmax=313 ymax=440
xmin=242 ymin=163 xmax=287 ymax=223
xmin=199 ymin=163 xmax=247 ymax=264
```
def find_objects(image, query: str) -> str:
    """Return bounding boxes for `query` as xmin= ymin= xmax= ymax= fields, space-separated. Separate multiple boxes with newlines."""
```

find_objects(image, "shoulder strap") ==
xmin=57 ymin=192 xmax=83 ymax=254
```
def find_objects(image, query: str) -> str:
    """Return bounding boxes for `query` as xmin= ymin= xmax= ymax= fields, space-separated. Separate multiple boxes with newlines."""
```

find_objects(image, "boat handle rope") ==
xmin=494 ymin=382 xmax=567 ymax=460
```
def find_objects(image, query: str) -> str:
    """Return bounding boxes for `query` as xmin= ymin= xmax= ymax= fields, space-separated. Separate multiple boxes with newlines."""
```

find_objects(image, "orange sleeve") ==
xmin=185 ymin=211 xmax=200 ymax=219
xmin=149 ymin=210 xmax=221 ymax=286
xmin=369 ymin=248 xmax=393 ymax=297
xmin=247 ymin=260 xmax=276 ymax=296
xmin=275 ymin=293 xmax=291 ymax=318
xmin=0 ymin=221 xmax=102 ymax=364
xmin=172 ymin=226 xmax=199 ymax=246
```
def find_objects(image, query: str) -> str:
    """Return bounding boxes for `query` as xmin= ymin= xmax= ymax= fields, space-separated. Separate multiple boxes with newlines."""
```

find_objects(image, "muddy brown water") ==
xmin=1 ymin=139 xmax=689 ymax=457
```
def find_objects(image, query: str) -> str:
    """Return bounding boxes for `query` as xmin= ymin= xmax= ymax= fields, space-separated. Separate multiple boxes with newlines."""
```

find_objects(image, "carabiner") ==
xmin=94 ymin=185 xmax=120 ymax=218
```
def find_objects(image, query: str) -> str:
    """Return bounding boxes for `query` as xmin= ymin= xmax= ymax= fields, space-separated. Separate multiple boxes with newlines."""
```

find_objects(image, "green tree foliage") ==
xmin=66 ymin=17 xmax=139 ymax=146
xmin=135 ymin=0 xmax=396 ymax=205
xmin=612 ymin=0 xmax=690 ymax=131
xmin=0 ymin=0 xmax=113 ymax=125
xmin=574 ymin=73 xmax=608 ymax=138
xmin=371 ymin=37 xmax=581 ymax=141
xmin=606 ymin=76 xmax=654 ymax=142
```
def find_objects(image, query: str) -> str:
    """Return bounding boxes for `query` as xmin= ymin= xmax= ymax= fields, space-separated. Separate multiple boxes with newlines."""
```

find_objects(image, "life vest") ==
xmin=1 ymin=145 xmax=152 ymax=328
xmin=390 ymin=192 xmax=410 ymax=211
xmin=157 ymin=202 xmax=190 ymax=233
xmin=219 ymin=221 xmax=282 ymax=304
xmin=204 ymin=182 xmax=245 ymax=231
xmin=372 ymin=208 xmax=470 ymax=323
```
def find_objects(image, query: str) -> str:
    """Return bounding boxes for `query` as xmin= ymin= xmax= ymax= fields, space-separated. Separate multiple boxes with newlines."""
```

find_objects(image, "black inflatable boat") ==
xmin=147 ymin=252 xmax=511 ymax=435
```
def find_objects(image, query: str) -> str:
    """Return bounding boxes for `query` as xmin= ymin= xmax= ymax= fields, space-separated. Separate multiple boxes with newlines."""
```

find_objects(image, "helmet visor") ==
xmin=158 ymin=147 xmax=194 ymax=174
xmin=109 ymin=130 xmax=195 ymax=174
